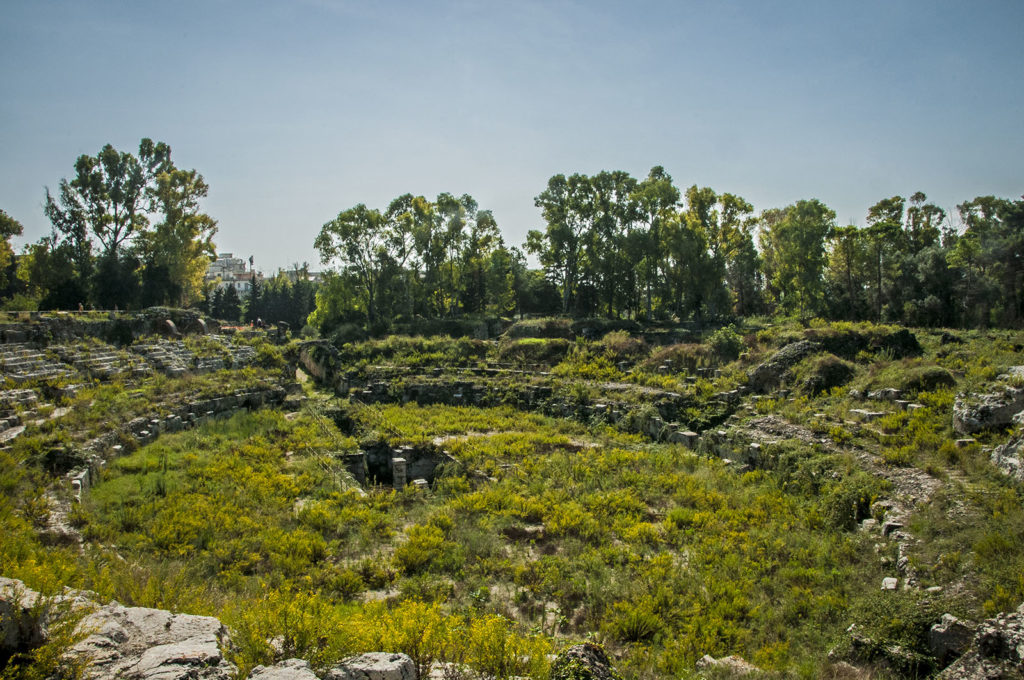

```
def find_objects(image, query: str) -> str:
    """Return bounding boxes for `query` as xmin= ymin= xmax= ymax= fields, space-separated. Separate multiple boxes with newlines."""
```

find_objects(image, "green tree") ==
xmin=461 ymin=208 xmax=501 ymax=314
xmin=385 ymin=194 xmax=427 ymax=319
xmin=824 ymin=224 xmax=869 ymax=319
xmin=245 ymin=276 xmax=263 ymax=324
xmin=631 ymin=166 xmax=680 ymax=318
xmin=0 ymin=209 xmax=25 ymax=294
xmin=759 ymin=199 xmax=836 ymax=318
xmin=44 ymin=139 xmax=170 ymax=270
xmin=219 ymin=284 xmax=242 ymax=322
xmin=139 ymin=168 xmax=217 ymax=307
xmin=315 ymin=204 xmax=387 ymax=324
xmin=864 ymin=196 xmax=906 ymax=320
xmin=951 ymin=196 xmax=1024 ymax=327
xmin=590 ymin=170 xmax=639 ymax=317
xmin=529 ymin=174 xmax=596 ymax=314
xmin=17 ymin=236 xmax=86 ymax=310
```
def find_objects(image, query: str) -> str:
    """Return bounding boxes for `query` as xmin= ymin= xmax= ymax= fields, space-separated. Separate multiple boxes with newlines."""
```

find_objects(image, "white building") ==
xmin=205 ymin=253 xmax=263 ymax=293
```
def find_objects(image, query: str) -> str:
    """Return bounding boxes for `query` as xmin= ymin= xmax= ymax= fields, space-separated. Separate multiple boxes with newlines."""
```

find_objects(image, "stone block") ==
xmin=392 ymin=457 xmax=407 ymax=489
xmin=325 ymin=653 xmax=416 ymax=680
xmin=929 ymin=613 xmax=974 ymax=665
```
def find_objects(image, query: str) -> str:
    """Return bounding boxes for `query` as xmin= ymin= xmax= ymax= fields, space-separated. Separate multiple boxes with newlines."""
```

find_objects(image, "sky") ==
xmin=2 ymin=0 xmax=1022 ymax=273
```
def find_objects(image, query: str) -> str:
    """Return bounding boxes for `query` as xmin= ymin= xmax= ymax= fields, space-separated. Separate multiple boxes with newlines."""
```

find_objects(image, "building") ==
xmin=278 ymin=267 xmax=324 ymax=285
xmin=205 ymin=253 xmax=263 ymax=294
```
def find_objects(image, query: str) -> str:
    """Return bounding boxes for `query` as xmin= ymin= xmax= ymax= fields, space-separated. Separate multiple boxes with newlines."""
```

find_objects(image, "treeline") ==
xmin=207 ymin=272 xmax=317 ymax=330
xmin=315 ymin=167 xmax=1023 ymax=330
xmin=2 ymin=139 xmax=217 ymax=311
xmin=3 ymin=143 xmax=1020 ymax=330
xmin=311 ymin=194 xmax=560 ymax=334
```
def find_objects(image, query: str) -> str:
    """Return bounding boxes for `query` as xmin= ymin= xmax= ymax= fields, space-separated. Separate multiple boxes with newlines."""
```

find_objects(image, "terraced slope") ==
xmin=2 ymin=320 xmax=1023 ymax=679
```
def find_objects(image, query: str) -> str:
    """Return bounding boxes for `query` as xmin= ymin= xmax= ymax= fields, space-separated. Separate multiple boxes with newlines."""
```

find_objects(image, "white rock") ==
xmin=325 ymin=652 xmax=417 ymax=680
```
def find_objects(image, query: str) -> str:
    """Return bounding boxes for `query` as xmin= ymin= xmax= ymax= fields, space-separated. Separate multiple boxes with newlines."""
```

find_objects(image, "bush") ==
xmin=393 ymin=524 xmax=463 ymax=575
xmin=899 ymin=365 xmax=957 ymax=393
xmin=599 ymin=330 xmax=647 ymax=362
xmin=604 ymin=599 xmax=663 ymax=642
xmin=802 ymin=354 xmax=855 ymax=395
xmin=820 ymin=473 xmax=881 ymax=530
xmin=707 ymin=324 xmax=744 ymax=362
xmin=497 ymin=338 xmax=572 ymax=365
xmin=506 ymin=317 xmax=573 ymax=340
xmin=642 ymin=343 xmax=712 ymax=372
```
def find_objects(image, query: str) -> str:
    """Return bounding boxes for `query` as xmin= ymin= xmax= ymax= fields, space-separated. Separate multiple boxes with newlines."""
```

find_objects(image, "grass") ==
xmin=2 ymin=321 xmax=1024 ymax=678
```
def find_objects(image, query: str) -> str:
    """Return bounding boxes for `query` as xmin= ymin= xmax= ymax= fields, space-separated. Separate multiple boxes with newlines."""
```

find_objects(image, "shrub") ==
xmin=255 ymin=343 xmax=285 ymax=370
xmin=497 ymin=338 xmax=572 ymax=365
xmin=604 ymin=599 xmax=663 ymax=642
xmin=899 ymin=365 xmax=957 ymax=393
xmin=642 ymin=343 xmax=712 ymax=372
xmin=599 ymin=330 xmax=647 ymax=361
xmin=820 ymin=473 xmax=881 ymax=530
xmin=802 ymin=354 xmax=855 ymax=395
xmin=393 ymin=524 xmax=463 ymax=575
xmin=707 ymin=324 xmax=744 ymax=362
xmin=506 ymin=317 xmax=573 ymax=340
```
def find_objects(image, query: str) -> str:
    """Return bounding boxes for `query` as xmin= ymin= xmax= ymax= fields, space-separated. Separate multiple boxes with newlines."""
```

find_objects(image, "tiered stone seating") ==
xmin=53 ymin=345 xmax=150 ymax=380
xmin=0 ymin=344 xmax=73 ymax=383
xmin=0 ymin=388 xmax=39 ymax=444
xmin=209 ymin=335 xmax=258 ymax=368
xmin=130 ymin=342 xmax=196 ymax=377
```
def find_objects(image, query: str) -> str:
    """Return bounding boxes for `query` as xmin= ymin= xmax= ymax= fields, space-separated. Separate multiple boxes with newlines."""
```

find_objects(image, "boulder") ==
xmin=325 ymin=652 xmax=416 ymax=680
xmin=69 ymin=601 xmax=235 ymax=679
xmin=747 ymin=341 xmax=821 ymax=393
xmin=550 ymin=643 xmax=621 ymax=680
xmin=1 ymin=576 xmax=235 ymax=680
xmin=953 ymin=387 xmax=1024 ymax=434
xmin=250 ymin=658 xmax=320 ymax=680
xmin=929 ymin=614 xmax=975 ymax=667
xmin=991 ymin=434 xmax=1024 ymax=482
xmin=938 ymin=603 xmax=1024 ymax=679
xmin=0 ymin=576 xmax=48 ymax=654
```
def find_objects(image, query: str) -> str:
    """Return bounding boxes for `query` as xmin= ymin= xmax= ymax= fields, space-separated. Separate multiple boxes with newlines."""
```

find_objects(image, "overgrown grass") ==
xmin=4 ymin=321 xmax=1024 ymax=679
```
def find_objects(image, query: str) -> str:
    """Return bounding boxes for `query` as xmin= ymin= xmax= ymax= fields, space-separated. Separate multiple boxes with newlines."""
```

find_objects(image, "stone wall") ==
xmin=0 ymin=308 xmax=212 ymax=347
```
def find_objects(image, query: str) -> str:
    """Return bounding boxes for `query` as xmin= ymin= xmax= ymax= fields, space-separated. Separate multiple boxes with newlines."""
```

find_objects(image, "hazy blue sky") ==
xmin=2 ymin=0 xmax=1022 ymax=271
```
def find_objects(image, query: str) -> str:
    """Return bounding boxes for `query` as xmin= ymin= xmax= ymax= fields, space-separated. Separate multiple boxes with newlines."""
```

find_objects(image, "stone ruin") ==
xmin=343 ymin=443 xmax=455 ymax=491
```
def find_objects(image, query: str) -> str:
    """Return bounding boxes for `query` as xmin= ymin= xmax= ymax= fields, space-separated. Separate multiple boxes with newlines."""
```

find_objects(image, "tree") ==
xmin=460 ymin=208 xmax=501 ymax=314
xmin=44 ymin=139 xmax=170 ymax=262
xmin=824 ymin=224 xmax=868 ymax=319
xmin=631 ymin=167 xmax=679 ymax=317
xmin=759 ymin=200 xmax=836 ymax=318
xmin=139 ymin=168 xmax=217 ymax=307
xmin=905 ymin=191 xmax=945 ymax=252
xmin=0 ymin=210 xmax=25 ymax=294
xmin=590 ymin=170 xmax=639 ymax=318
xmin=679 ymin=186 xmax=731 ymax=321
xmin=529 ymin=174 xmax=596 ymax=314
xmin=385 ymin=194 xmax=427 ymax=319
xmin=864 ymin=196 xmax=906 ymax=321
xmin=245 ymin=276 xmax=263 ymax=324
xmin=315 ymin=204 xmax=387 ymax=324
xmin=219 ymin=284 xmax=242 ymax=322
xmin=951 ymin=196 xmax=1024 ymax=327
xmin=40 ymin=138 xmax=218 ymax=309
xmin=17 ymin=236 xmax=85 ymax=310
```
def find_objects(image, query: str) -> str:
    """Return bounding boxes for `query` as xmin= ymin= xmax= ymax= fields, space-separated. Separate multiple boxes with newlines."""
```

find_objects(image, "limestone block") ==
xmin=929 ymin=613 xmax=974 ymax=665
xmin=325 ymin=652 xmax=416 ymax=680
xmin=250 ymin=659 xmax=320 ymax=680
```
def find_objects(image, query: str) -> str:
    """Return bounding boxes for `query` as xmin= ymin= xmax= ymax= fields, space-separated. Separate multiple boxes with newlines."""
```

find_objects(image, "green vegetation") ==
xmin=2 ymin=320 xmax=1023 ymax=678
